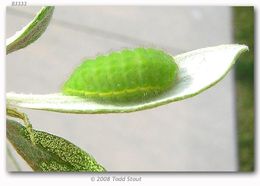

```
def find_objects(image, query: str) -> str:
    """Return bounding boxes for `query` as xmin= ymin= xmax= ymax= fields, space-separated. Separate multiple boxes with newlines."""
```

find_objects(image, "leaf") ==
xmin=6 ymin=44 xmax=248 ymax=114
xmin=6 ymin=119 xmax=106 ymax=172
xmin=6 ymin=6 xmax=55 ymax=54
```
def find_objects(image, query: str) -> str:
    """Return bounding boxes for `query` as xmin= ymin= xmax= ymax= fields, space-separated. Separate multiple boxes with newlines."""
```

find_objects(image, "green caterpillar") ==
xmin=62 ymin=48 xmax=178 ymax=103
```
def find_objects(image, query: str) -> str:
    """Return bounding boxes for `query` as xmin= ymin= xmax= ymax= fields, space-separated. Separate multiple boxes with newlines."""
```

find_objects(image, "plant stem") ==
xmin=6 ymin=107 xmax=35 ymax=145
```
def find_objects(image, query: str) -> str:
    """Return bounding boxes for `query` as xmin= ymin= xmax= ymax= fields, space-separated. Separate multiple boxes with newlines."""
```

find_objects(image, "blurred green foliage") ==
xmin=233 ymin=7 xmax=254 ymax=172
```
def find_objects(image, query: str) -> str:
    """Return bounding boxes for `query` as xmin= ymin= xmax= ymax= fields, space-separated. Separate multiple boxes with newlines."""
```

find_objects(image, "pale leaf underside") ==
xmin=6 ymin=44 xmax=248 ymax=114
xmin=6 ymin=6 xmax=55 ymax=54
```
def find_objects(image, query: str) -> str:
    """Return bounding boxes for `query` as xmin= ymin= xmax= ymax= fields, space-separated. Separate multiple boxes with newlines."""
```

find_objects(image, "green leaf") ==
xmin=6 ymin=44 xmax=248 ymax=114
xmin=6 ymin=6 xmax=55 ymax=54
xmin=6 ymin=119 xmax=106 ymax=172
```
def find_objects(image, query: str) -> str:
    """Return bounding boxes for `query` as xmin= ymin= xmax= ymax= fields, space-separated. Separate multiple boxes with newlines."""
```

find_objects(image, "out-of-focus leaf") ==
xmin=6 ymin=6 xmax=55 ymax=54
xmin=6 ymin=44 xmax=248 ymax=114
xmin=6 ymin=119 xmax=106 ymax=172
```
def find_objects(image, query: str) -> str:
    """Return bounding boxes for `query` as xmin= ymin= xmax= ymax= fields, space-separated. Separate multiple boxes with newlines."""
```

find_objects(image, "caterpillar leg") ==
xmin=7 ymin=107 xmax=35 ymax=145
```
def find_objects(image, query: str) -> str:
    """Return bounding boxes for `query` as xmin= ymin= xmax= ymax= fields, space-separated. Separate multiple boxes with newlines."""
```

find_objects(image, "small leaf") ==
xmin=6 ymin=6 xmax=55 ymax=54
xmin=7 ymin=119 xmax=106 ymax=172
xmin=6 ymin=44 xmax=248 ymax=114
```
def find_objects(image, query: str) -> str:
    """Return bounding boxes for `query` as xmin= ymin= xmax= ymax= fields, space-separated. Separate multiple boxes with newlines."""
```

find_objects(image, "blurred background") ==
xmin=234 ymin=7 xmax=254 ymax=172
xmin=6 ymin=6 xmax=254 ymax=171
